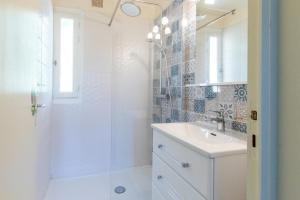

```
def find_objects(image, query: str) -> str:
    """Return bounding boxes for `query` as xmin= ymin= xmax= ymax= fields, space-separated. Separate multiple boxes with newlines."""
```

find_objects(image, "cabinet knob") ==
xmin=181 ymin=162 xmax=190 ymax=168
xmin=157 ymin=175 xmax=163 ymax=180
xmin=158 ymin=144 xmax=164 ymax=149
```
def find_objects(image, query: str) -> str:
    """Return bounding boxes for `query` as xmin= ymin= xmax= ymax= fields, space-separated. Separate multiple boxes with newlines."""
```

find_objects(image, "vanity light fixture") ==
xmin=147 ymin=32 xmax=154 ymax=40
xmin=164 ymin=26 xmax=171 ymax=35
xmin=161 ymin=16 xmax=169 ymax=25
xmin=153 ymin=25 xmax=159 ymax=33
xmin=147 ymin=16 xmax=171 ymax=40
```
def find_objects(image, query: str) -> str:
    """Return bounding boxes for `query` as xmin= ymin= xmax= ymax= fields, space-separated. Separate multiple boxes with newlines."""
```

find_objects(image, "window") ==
xmin=53 ymin=9 xmax=82 ymax=99
xmin=209 ymin=36 xmax=218 ymax=83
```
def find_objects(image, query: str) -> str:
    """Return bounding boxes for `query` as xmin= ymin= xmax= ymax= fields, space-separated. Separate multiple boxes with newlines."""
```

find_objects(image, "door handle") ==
xmin=37 ymin=104 xmax=46 ymax=108
xmin=31 ymin=104 xmax=46 ymax=116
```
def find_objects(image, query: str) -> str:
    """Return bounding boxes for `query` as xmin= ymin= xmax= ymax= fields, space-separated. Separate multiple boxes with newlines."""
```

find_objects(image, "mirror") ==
xmin=195 ymin=0 xmax=248 ymax=85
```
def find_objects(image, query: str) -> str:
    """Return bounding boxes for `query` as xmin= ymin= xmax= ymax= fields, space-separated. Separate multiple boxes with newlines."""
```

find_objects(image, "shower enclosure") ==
xmin=108 ymin=0 xmax=188 ymax=199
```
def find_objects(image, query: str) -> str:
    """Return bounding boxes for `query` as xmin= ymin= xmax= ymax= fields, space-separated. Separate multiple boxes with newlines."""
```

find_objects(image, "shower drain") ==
xmin=114 ymin=186 xmax=126 ymax=194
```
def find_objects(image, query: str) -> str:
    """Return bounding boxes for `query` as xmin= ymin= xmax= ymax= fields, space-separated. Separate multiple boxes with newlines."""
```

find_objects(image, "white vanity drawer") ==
xmin=152 ymin=185 xmax=166 ymax=200
xmin=152 ymin=154 xmax=206 ymax=200
xmin=153 ymin=130 xmax=213 ymax=199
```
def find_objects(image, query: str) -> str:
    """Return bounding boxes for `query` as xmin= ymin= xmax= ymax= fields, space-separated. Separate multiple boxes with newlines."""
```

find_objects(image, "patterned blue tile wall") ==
xmin=152 ymin=0 xmax=248 ymax=134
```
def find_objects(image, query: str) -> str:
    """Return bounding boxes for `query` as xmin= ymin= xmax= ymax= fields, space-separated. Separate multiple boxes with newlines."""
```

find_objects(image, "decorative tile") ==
xmin=195 ymin=86 xmax=205 ymax=99
xmin=234 ymin=84 xmax=247 ymax=102
xmin=184 ymin=59 xmax=196 ymax=74
xmin=153 ymin=79 xmax=160 ymax=88
xmin=153 ymin=87 xmax=160 ymax=96
xmin=170 ymin=98 xmax=182 ymax=109
xmin=183 ymin=98 xmax=194 ymax=111
xmin=170 ymin=77 xmax=179 ymax=87
xmin=171 ymin=87 xmax=181 ymax=98
xmin=154 ymin=97 xmax=161 ymax=106
xmin=232 ymin=121 xmax=247 ymax=133
xmin=205 ymin=86 xmax=217 ymax=100
xmin=236 ymin=102 xmax=248 ymax=123
xmin=218 ymin=85 xmax=235 ymax=102
xmin=171 ymin=109 xmax=180 ymax=121
xmin=173 ymin=42 xmax=182 ymax=53
xmin=183 ymin=111 xmax=199 ymax=122
xmin=205 ymin=100 xmax=218 ymax=116
xmin=194 ymin=99 xmax=205 ymax=113
xmin=183 ymin=87 xmax=196 ymax=99
xmin=218 ymin=103 xmax=235 ymax=120
xmin=171 ymin=65 xmax=179 ymax=76
xmin=153 ymin=114 xmax=161 ymax=123
xmin=172 ymin=20 xmax=180 ymax=32
xmin=183 ymin=73 xmax=195 ymax=85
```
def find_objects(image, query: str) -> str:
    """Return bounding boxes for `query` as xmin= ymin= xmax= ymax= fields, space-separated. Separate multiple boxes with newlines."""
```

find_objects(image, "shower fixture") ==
xmin=146 ymin=17 xmax=171 ymax=42
xmin=108 ymin=0 xmax=174 ymax=112
xmin=120 ymin=1 xmax=141 ymax=17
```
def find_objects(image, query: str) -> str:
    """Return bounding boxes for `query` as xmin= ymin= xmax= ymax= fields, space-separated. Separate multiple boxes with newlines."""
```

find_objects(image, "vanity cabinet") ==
xmin=152 ymin=127 xmax=247 ymax=200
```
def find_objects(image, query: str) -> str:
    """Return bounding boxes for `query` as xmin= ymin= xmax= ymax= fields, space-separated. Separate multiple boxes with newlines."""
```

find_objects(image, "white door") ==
xmin=0 ymin=0 xmax=52 ymax=200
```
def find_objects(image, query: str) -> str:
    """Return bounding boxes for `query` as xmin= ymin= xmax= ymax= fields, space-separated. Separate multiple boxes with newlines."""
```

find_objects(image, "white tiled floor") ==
xmin=44 ymin=166 xmax=152 ymax=200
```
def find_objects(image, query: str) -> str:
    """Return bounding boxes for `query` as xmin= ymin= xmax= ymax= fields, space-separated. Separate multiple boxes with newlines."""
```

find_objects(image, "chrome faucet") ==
xmin=210 ymin=110 xmax=225 ymax=132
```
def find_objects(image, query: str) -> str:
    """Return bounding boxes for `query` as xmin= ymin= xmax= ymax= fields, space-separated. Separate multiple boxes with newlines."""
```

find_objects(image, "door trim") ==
xmin=261 ymin=0 xmax=278 ymax=199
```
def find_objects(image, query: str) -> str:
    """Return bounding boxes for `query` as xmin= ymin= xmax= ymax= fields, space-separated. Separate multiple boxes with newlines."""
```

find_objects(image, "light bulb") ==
xmin=161 ymin=17 xmax=169 ymax=25
xmin=164 ymin=27 xmax=171 ymax=35
xmin=153 ymin=25 xmax=159 ymax=33
xmin=147 ymin=32 xmax=153 ymax=40
xmin=155 ymin=33 xmax=161 ymax=40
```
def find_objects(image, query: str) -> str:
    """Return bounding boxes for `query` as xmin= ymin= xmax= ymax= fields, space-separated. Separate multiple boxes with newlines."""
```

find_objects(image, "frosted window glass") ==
xmin=209 ymin=36 xmax=218 ymax=83
xmin=60 ymin=18 xmax=74 ymax=93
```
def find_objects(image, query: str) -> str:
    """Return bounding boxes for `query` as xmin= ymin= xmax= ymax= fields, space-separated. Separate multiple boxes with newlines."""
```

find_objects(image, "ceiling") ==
xmin=53 ymin=0 xmax=172 ymax=20
xmin=197 ymin=0 xmax=247 ymax=15
xmin=196 ymin=0 xmax=248 ymax=28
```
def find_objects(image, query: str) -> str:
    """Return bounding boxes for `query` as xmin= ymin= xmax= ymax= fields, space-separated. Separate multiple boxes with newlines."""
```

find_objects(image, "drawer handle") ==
xmin=158 ymin=144 xmax=164 ymax=149
xmin=157 ymin=175 xmax=163 ymax=180
xmin=181 ymin=162 xmax=190 ymax=168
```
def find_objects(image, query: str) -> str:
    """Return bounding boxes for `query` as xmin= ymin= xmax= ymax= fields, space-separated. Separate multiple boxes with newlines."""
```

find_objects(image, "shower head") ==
xmin=120 ymin=1 xmax=141 ymax=17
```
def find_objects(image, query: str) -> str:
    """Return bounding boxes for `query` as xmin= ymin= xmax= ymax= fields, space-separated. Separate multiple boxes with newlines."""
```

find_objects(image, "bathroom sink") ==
xmin=151 ymin=123 xmax=247 ymax=158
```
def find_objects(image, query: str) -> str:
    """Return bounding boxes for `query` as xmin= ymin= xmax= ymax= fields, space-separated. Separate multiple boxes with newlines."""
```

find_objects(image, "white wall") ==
xmin=51 ymin=17 xmax=113 ymax=178
xmin=278 ymin=0 xmax=300 ymax=199
xmin=50 ymin=11 xmax=152 ymax=177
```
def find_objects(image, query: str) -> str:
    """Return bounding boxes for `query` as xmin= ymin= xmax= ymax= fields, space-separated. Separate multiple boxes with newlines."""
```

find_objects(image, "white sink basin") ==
xmin=151 ymin=123 xmax=247 ymax=158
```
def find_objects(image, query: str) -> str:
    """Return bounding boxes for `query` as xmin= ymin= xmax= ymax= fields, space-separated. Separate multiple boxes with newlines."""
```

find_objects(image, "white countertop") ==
xmin=151 ymin=123 xmax=247 ymax=158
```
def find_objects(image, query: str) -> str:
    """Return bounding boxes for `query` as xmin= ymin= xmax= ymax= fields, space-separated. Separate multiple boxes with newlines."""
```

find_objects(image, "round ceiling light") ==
xmin=120 ymin=2 xmax=141 ymax=17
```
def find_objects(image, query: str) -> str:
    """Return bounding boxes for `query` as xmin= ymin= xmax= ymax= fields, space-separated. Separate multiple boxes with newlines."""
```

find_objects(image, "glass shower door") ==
xmin=109 ymin=16 xmax=153 ymax=200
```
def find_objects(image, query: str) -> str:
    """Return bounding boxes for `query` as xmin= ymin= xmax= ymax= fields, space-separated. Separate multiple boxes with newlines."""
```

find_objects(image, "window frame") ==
xmin=53 ymin=8 xmax=83 ymax=100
